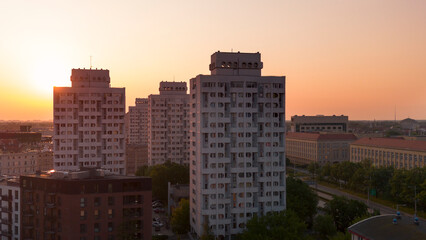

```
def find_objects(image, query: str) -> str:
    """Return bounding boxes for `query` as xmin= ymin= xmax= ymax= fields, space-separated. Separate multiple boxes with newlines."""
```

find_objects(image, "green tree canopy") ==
xmin=313 ymin=214 xmax=337 ymax=240
xmin=286 ymin=177 xmax=318 ymax=226
xmin=136 ymin=161 xmax=189 ymax=202
xmin=171 ymin=199 xmax=190 ymax=234
xmin=238 ymin=210 xmax=309 ymax=240
xmin=324 ymin=196 xmax=368 ymax=232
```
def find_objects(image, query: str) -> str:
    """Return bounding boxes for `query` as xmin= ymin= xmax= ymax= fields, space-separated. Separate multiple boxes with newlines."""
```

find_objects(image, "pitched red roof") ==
xmin=286 ymin=132 xmax=357 ymax=141
xmin=351 ymin=137 xmax=426 ymax=152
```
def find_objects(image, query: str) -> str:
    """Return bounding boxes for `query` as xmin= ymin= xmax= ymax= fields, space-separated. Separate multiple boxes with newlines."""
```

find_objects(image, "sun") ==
xmin=29 ymin=58 xmax=71 ymax=97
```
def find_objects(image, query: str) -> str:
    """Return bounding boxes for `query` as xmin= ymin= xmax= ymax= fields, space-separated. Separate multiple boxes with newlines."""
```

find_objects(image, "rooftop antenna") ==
xmin=231 ymin=48 xmax=233 ymax=53
xmin=90 ymin=56 xmax=93 ymax=69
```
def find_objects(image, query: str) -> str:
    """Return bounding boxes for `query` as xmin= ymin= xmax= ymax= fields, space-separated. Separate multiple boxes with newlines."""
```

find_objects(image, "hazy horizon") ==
xmin=1 ymin=0 xmax=425 ymax=121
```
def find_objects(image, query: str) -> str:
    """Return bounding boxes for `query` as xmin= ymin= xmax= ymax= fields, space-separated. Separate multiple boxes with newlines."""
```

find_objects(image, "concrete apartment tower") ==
xmin=127 ymin=98 xmax=149 ymax=145
xmin=189 ymin=52 xmax=286 ymax=239
xmin=147 ymin=81 xmax=190 ymax=166
xmin=53 ymin=69 xmax=126 ymax=174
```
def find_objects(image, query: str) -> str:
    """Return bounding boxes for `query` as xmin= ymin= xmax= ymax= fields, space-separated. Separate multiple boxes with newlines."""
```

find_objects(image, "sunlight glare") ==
xmin=29 ymin=58 xmax=70 ymax=97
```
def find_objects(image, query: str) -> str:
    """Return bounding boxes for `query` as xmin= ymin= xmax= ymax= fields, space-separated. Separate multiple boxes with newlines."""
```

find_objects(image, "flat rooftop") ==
xmin=348 ymin=214 xmax=426 ymax=240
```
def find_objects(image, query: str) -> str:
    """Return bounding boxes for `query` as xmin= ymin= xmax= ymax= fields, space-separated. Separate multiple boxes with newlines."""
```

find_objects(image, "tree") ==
xmin=307 ymin=162 xmax=320 ymax=181
xmin=136 ymin=161 xmax=189 ymax=202
xmin=313 ymin=215 xmax=336 ymax=240
xmin=370 ymin=167 xmax=393 ymax=198
xmin=286 ymin=177 xmax=318 ymax=226
xmin=237 ymin=210 xmax=309 ymax=240
xmin=328 ymin=232 xmax=351 ymax=240
xmin=324 ymin=196 xmax=368 ymax=232
xmin=171 ymin=199 xmax=190 ymax=234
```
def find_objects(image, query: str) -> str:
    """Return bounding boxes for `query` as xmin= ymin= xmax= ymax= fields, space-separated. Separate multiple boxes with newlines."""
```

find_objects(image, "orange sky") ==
xmin=0 ymin=0 xmax=425 ymax=120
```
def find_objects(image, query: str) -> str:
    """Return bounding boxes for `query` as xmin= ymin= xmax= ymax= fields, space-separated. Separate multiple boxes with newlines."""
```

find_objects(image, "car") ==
xmin=153 ymin=221 xmax=164 ymax=228
xmin=153 ymin=217 xmax=160 ymax=222
xmin=152 ymin=202 xmax=163 ymax=208
xmin=154 ymin=208 xmax=165 ymax=213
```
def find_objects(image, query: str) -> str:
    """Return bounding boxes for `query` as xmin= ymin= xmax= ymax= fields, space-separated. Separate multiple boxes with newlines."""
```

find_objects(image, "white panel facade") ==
xmin=189 ymin=52 xmax=286 ymax=239
xmin=128 ymin=98 xmax=149 ymax=145
xmin=53 ymin=69 xmax=126 ymax=174
xmin=148 ymin=82 xmax=190 ymax=166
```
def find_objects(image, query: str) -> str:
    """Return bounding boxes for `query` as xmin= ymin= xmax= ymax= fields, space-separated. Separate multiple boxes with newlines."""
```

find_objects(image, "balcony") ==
xmin=2 ymin=230 xmax=12 ymax=236
xmin=45 ymin=202 xmax=56 ymax=208
xmin=45 ymin=215 xmax=57 ymax=221
xmin=45 ymin=228 xmax=56 ymax=234
xmin=1 ymin=207 xmax=11 ymax=212
xmin=23 ymin=224 xmax=34 ymax=229
xmin=23 ymin=210 xmax=34 ymax=217
xmin=1 ymin=218 xmax=10 ymax=225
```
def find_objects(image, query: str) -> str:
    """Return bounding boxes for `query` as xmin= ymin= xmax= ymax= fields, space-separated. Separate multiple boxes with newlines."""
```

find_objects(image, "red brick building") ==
xmin=20 ymin=169 xmax=152 ymax=240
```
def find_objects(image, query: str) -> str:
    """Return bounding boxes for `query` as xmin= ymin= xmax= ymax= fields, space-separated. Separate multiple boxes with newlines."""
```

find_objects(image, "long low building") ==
xmin=0 ymin=150 xmax=53 ymax=176
xmin=286 ymin=132 xmax=357 ymax=165
xmin=350 ymin=137 xmax=426 ymax=169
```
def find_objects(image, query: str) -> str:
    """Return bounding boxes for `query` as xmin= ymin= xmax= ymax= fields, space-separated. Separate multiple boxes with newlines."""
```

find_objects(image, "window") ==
xmin=108 ymin=196 xmax=114 ymax=206
xmin=108 ymin=209 xmax=114 ymax=219
xmin=94 ymin=223 xmax=100 ymax=233
xmin=80 ymin=198 xmax=86 ymax=207
xmin=80 ymin=210 xmax=86 ymax=220
xmin=94 ymin=209 xmax=100 ymax=219
xmin=94 ymin=197 xmax=101 ymax=206
xmin=108 ymin=222 xmax=113 ymax=232
xmin=80 ymin=224 xmax=86 ymax=233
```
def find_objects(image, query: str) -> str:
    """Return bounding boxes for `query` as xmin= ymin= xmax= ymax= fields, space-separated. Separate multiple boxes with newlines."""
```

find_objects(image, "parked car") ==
xmin=153 ymin=221 xmax=164 ymax=228
xmin=154 ymin=207 xmax=165 ymax=213
xmin=152 ymin=202 xmax=163 ymax=208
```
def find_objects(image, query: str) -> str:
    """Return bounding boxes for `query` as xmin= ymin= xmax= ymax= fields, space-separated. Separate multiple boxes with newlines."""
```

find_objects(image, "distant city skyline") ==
xmin=0 ymin=0 xmax=425 ymax=120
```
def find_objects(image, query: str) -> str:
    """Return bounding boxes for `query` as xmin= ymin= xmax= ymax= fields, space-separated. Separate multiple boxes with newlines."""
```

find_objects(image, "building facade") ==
xmin=189 ymin=52 xmax=286 ymax=239
xmin=127 ymin=98 xmax=149 ymax=145
xmin=290 ymin=115 xmax=348 ymax=133
xmin=53 ymin=68 xmax=126 ymax=174
xmin=286 ymin=132 xmax=357 ymax=165
xmin=0 ymin=151 xmax=53 ymax=176
xmin=20 ymin=169 xmax=152 ymax=240
xmin=147 ymin=82 xmax=190 ymax=166
xmin=0 ymin=179 xmax=20 ymax=240
xmin=125 ymin=144 xmax=148 ymax=175
xmin=350 ymin=137 xmax=426 ymax=169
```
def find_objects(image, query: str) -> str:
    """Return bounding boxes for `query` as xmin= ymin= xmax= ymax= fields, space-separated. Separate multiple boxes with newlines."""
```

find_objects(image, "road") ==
xmin=311 ymin=184 xmax=398 ymax=215
xmin=290 ymin=166 xmax=418 ymax=217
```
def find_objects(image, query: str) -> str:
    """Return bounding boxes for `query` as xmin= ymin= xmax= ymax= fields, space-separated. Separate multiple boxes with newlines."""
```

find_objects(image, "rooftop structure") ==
xmin=291 ymin=115 xmax=348 ymax=133
xmin=351 ymin=137 xmax=426 ymax=152
xmin=348 ymin=214 xmax=426 ymax=240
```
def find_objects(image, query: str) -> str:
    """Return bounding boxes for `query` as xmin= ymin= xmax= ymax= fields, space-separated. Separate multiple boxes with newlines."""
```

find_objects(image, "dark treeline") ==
xmin=136 ymin=161 xmax=189 ymax=203
xmin=310 ymin=160 xmax=426 ymax=212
